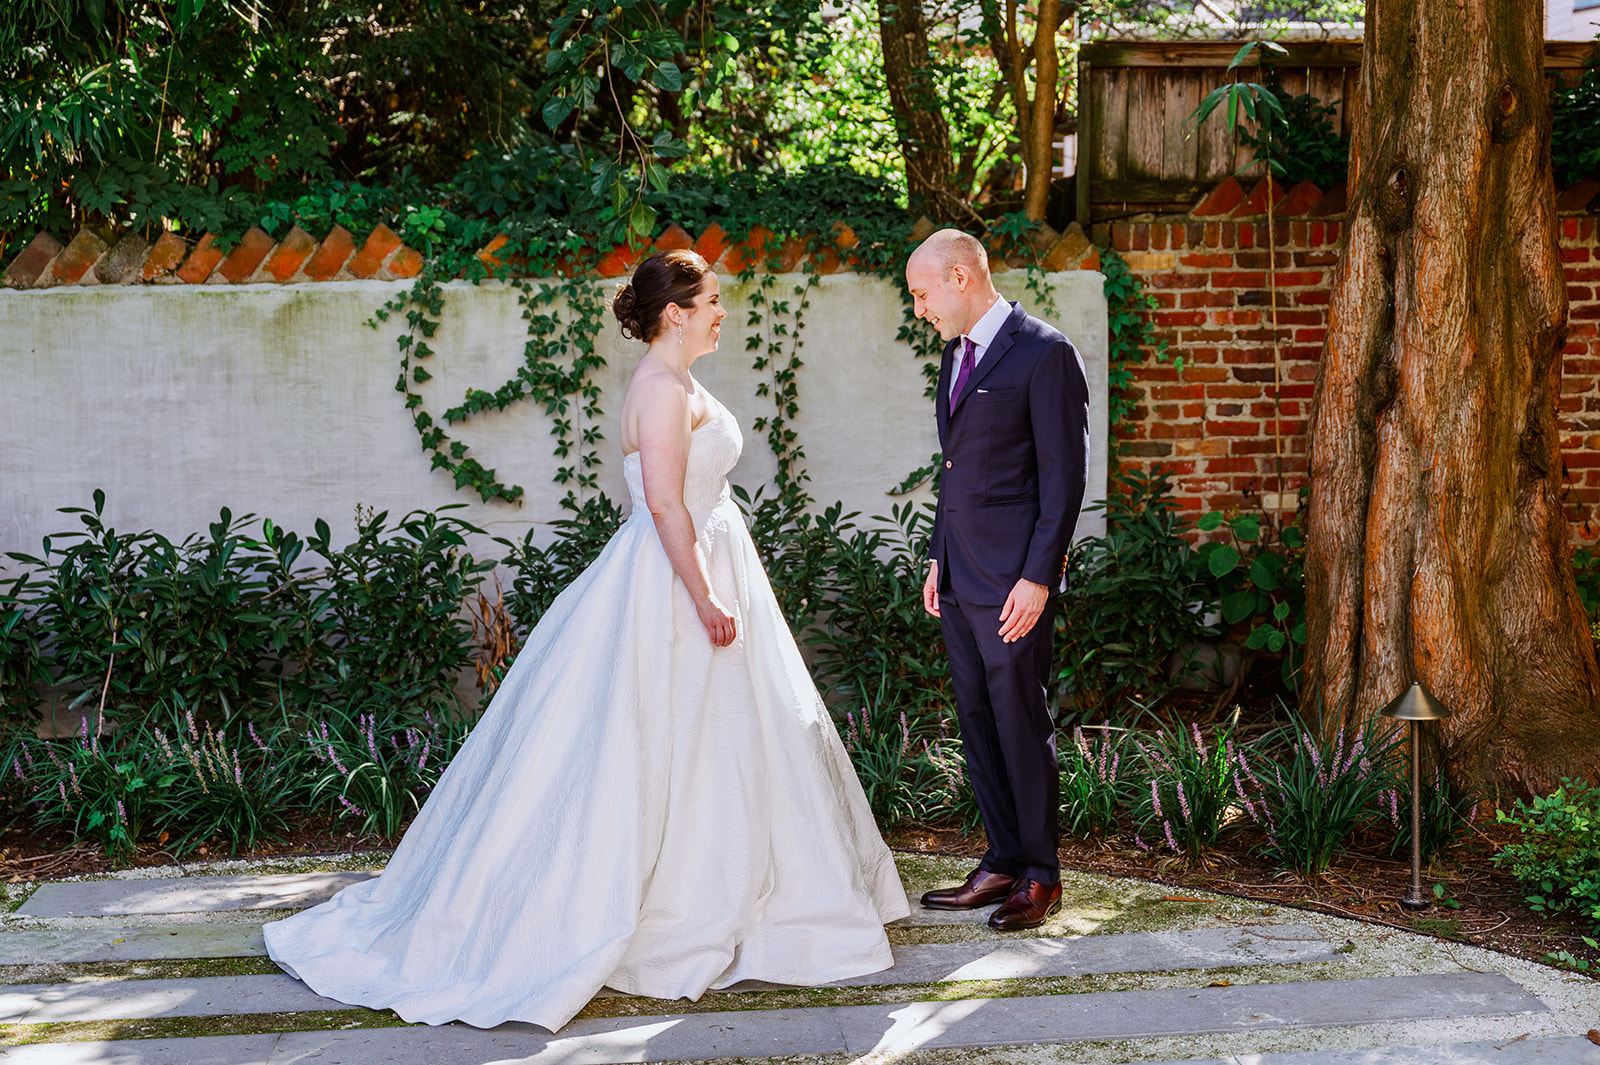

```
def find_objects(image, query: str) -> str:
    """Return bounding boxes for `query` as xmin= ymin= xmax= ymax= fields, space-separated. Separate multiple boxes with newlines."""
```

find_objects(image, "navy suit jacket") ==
xmin=928 ymin=301 xmax=1090 ymax=605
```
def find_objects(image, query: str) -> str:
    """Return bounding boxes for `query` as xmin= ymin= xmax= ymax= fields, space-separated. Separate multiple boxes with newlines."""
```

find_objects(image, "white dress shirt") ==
xmin=950 ymin=295 xmax=1011 ymax=402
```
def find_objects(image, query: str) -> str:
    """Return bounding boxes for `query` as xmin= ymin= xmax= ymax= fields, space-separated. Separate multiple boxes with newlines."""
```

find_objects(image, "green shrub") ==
xmin=1495 ymin=778 xmax=1600 ymax=937
xmin=804 ymin=502 xmax=950 ymax=719
xmin=1056 ymin=468 xmax=1217 ymax=723
xmin=301 ymin=505 xmax=494 ymax=713
xmin=1196 ymin=503 xmax=1307 ymax=689
xmin=496 ymin=495 xmax=625 ymax=634
xmin=1553 ymin=40 xmax=1600 ymax=188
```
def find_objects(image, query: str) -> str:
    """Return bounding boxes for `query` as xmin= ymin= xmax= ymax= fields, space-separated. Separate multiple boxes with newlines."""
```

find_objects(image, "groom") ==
xmin=910 ymin=229 xmax=1089 ymax=931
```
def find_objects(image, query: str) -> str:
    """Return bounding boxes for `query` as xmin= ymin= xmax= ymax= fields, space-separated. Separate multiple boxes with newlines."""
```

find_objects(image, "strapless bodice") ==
xmin=623 ymin=403 xmax=742 ymax=515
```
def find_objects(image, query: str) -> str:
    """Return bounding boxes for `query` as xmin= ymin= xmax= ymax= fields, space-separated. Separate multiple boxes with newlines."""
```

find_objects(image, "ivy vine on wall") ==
xmin=370 ymin=214 xmax=1163 ymax=518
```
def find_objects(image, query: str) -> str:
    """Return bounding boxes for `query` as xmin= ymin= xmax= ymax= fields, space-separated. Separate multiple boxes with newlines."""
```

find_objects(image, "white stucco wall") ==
xmin=0 ymin=271 xmax=1107 ymax=563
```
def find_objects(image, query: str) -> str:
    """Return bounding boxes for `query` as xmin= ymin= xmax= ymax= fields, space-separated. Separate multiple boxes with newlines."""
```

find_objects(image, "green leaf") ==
xmin=1249 ymin=558 xmax=1278 ymax=590
xmin=1197 ymin=511 xmax=1224 ymax=532
xmin=542 ymin=95 xmax=575 ymax=130
xmin=629 ymin=200 xmax=657 ymax=237
xmin=1231 ymin=515 xmax=1260 ymax=542
xmin=1221 ymin=590 xmax=1256 ymax=624
xmin=1208 ymin=544 xmax=1240 ymax=577
xmin=652 ymin=62 xmax=682 ymax=93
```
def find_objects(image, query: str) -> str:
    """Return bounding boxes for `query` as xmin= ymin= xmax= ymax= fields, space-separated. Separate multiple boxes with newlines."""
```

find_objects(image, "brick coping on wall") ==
xmin=1 ymin=216 xmax=1109 ymax=290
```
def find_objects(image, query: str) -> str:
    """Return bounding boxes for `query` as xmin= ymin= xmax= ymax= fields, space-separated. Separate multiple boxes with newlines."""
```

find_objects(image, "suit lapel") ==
xmin=949 ymin=302 xmax=1025 ymax=418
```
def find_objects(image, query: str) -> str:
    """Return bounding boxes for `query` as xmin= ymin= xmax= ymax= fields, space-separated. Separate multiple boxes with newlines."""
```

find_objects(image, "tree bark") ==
xmin=875 ymin=0 xmax=961 ymax=221
xmin=1024 ymin=0 xmax=1062 ymax=221
xmin=1303 ymin=0 xmax=1600 ymax=796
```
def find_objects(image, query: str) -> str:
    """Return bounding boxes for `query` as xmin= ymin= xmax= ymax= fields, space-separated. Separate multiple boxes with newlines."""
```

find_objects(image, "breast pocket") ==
xmin=970 ymin=388 xmax=1018 ymax=404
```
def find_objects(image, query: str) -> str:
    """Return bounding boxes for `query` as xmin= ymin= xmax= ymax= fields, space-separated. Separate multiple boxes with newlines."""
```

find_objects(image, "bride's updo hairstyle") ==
xmin=612 ymin=250 xmax=711 ymax=342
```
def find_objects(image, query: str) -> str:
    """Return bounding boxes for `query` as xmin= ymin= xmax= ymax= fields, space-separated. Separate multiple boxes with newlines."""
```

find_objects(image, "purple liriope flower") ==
xmin=418 ymin=735 xmax=431 ymax=772
xmin=233 ymin=748 xmax=244 ymax=787
xmin=248 ymin=721 xmax=268 ymax=752
xmin=45 ymin=743 xmax=66 ymax=771
xmin=11 ymin=756 xmax=24 ymax=782
xmin=337 ymin=794 xmax=368 ymax=819
xmin=1176 ymin=779 xmax=1192 ymax=822
xmin=1133 ymin=835 xmax=1151 ymax=852
xmin=68 ymin=763 xmax=81 ymax=798
xmin=326 ymin=743 xmax=349 ymax=776
xmin=186 ymin=707 xmax=198 ymax=741
xmin=899 ymin=711 xmax=911 ymax=758
xmin=1191 ymin=722 xmax=1204 ymax=751
xmin=57 ymin=780 xmax=68 ymax=806
xmin=1150 ymin=779 xmax=1164 ymax=818
xmin=846 ymin=711 xmax=860 ymax=748
xmin=1467 ymin=802 xmax=1480 ymax=825
xmin=362 ymin=715 xmax=381 ymax=764
xmin=155 ymin=730 xmax=175 ymax=761
xmin=116 ymin=799 xmax=127 ymax=824
xmin=1358 ymin=756 xmax=1371 ymax=780
xmin=1387 ymin=789 xmax=1401 ymax=829
xmin=1108 ymin=751 xmax=1120 ymax=782
xmin=1163 ymin=819 xmax=1179 ymax=852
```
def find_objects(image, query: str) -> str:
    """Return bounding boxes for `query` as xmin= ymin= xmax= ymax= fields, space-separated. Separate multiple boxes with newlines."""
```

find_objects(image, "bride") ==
xmin=263 ymin=249 xmax=909 ymax=1032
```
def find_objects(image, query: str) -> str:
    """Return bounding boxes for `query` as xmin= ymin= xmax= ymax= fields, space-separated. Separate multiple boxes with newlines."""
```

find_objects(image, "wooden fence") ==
xmin=1074 ymin=39 xmax=1598 ymax=222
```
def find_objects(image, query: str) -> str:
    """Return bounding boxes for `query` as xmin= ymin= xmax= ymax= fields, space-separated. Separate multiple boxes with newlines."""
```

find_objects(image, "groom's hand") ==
xmin=922 ymin=561 xmax=940 ymax=617
xmin=998 ymin=579 xmax=1048 ymax=643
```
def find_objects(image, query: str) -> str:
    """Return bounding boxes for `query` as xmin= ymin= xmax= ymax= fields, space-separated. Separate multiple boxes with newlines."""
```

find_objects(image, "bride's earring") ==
xmin=677 ymin=321 xmax=684 ymax=345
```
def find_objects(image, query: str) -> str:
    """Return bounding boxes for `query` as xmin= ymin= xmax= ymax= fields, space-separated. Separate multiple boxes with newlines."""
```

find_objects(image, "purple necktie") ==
xmin=950 ymin=337 xmax=977 ymax=407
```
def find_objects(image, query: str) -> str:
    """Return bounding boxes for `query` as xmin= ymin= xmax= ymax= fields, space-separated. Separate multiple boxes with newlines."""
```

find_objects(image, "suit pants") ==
xmin=940 ymin=592 xmax=1060 ymax=885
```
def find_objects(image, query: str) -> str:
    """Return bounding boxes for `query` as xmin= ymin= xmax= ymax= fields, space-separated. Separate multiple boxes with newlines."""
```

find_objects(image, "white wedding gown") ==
xmin=263 ymin=398 xmax=908 ymax=1031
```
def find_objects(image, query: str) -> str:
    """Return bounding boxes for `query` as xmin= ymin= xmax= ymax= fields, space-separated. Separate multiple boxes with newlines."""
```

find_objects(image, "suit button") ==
xmin=944 ymin=460 xmax=953 ymax=469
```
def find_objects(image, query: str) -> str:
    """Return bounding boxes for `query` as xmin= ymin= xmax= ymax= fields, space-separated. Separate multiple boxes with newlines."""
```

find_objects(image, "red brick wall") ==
xmin=1102 ymin=177 xmax=1600 ymax=538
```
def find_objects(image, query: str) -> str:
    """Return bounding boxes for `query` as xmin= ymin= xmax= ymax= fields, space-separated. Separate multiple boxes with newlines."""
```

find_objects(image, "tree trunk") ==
xmin=1303 ymin=0 xmax=1600 ymax=796
xmin=875 ymin=0 xmax=960 ymax=221
xmin=1023 ymin=0 xmax=1062 ymax=221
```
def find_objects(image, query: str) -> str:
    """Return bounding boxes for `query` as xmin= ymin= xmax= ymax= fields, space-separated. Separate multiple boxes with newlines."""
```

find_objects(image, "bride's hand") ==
xmin=695 ymin=593 xmax=737 ymax=647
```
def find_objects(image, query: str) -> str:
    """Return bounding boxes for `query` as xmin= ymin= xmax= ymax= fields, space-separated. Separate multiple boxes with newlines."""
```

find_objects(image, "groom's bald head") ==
xmin=906 ymin=228 xmax=1001 ymax=342
xmin=910 ymin=229 xmax=991 ymax=284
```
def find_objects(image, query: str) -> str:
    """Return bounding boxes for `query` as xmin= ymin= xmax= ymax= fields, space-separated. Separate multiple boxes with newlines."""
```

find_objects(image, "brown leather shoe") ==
xmin=987 ymin=877 xmax=1062 ymax=930
xmin=919 ymin=868 xmax=1017 ymax=910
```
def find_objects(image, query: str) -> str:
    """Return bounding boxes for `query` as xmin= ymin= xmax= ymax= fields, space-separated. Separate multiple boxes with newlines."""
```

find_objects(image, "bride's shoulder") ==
xmin=624 ymin=361 xmax=692 ymax=423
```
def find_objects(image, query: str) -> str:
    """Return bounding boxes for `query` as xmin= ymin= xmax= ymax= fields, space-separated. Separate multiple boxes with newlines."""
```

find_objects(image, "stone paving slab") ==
xmin=0 ymin=925 xmax=266 ymax=965
xmin=1214 ymin=1036 xmax=1600 ymax=1063
xmin=0 ymin=919 xmax=1332 ymax=978
xmin=0 ymin=925 xmax=1338 ymax=1021
xmin=803 ymin=924 xmax=1339 ymax=988
xmin=15 ymin=874 xmax=379 ymax=918
xmin=0 ymin=1036 xmax=279 ymax=1064
xmin=0 ymin=974 xmax=349 ymax=1023
xmin=830 ymin=973 xmax=1546 ymax=1052
xmin=0 ymin=972 xmax=1546 ymax=1060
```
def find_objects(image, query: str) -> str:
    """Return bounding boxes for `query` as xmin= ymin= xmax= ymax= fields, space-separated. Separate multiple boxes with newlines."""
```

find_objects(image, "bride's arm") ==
xmin=635 ymin=377 xmax=737 ymax=647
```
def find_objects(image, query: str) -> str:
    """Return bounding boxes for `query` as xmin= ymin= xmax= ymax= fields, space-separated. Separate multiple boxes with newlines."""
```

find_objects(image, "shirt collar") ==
xmin=964 ymin=295 xmax=1010 ymax=355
